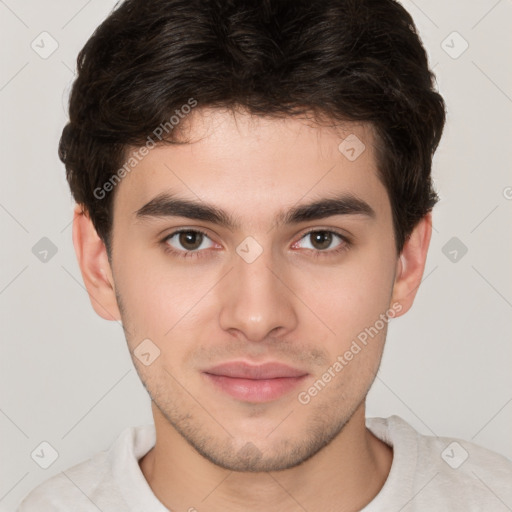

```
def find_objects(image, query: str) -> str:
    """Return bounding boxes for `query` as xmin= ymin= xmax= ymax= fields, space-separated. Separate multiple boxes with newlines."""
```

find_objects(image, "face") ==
xmin=89 ymin=108 xmax=409 ymax=471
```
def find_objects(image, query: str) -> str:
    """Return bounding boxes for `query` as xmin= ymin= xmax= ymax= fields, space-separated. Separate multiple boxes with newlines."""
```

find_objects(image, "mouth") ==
xmin=201 ymin=361 xmax=309 ymax=403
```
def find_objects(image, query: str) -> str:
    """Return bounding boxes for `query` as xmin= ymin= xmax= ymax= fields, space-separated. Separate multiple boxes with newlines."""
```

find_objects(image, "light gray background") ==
xmin=1 ymin=1 xmax=511 ymax=510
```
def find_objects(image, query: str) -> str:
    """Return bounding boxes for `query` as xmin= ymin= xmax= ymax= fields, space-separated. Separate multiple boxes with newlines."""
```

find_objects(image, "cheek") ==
xmin=296 ymin=255 xmax=396 ymax=403
xmin=295 ymin=249 xmax=396 ymax=341
xmin=114 ymin=248 xmax=221 ymax=345
xmin=112 ymin=251 xmax=176 ymax=339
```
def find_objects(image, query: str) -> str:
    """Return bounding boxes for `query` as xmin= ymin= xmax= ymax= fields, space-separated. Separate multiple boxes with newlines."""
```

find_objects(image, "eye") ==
xmin=162 ymin=229 xmax=215 ymax=257
xmin=293 ymin=229 xmax=350 ymax=256
xmin=161 ymin=228 xmax=351 ymax=260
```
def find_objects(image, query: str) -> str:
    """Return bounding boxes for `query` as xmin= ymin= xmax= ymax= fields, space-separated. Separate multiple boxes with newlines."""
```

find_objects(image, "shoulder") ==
xmin=16 ymin=425 xmax=151 ymax=511
xmin=416 ymin=425 xmax=512 ymax=505
xmin=16 ymin=456 xmax=116 ymax=511
xmin=367 ymin=416 xmax=512 ymax=510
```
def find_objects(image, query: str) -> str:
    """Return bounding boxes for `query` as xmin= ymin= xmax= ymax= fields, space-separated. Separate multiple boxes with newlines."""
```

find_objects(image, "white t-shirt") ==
xmin=17 ymin=415 xmax=512 ymax=511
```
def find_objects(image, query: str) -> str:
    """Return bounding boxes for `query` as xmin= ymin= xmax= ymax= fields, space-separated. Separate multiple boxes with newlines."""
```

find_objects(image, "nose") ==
xmin=217 ymin=243 xmax=299 ymax=343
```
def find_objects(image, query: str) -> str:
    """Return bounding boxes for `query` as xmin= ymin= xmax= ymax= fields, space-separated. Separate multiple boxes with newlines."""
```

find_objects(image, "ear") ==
xmin=390 ymin=212 xmax=433 ymax=317
xmin=72 ymin=203 xmax=121 ymax=322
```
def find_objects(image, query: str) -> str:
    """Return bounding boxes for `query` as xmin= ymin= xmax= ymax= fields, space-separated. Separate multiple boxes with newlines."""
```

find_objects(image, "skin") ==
xmin=73 ymin=107 xmax=431 ymax=512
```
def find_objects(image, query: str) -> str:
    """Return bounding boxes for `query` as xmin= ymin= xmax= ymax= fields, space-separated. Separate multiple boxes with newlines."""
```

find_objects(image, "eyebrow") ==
xmin=134 ymin=191 xmax=376 ymax=230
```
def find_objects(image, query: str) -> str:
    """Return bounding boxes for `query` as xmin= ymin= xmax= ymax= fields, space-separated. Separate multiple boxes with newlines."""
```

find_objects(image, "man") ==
xmin=18 ymin=0 xmax=512 ymax=510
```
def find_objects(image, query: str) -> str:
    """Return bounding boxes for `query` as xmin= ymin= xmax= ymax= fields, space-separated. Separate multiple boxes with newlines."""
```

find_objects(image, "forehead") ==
xmin=112 ymin=108 xmax=389 ymax=228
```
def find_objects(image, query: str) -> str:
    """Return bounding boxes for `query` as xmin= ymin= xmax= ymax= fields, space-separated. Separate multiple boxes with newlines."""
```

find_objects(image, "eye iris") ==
xmin=179 ymin=231 xmax=202 ymax=250
xmin=311 ymin=231 xmax=332 ymax=250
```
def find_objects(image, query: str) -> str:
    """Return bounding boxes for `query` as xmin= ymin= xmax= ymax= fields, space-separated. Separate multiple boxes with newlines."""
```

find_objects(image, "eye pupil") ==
xmin=179 ymin=231 xmax=202 ymax=250
xmin=311 ymin=231 xmax=332 ymax=250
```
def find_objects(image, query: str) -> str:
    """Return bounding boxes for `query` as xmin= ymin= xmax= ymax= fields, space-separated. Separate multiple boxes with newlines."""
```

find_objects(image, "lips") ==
xmin=202 ymin=361 xmax=309 ymax=402
xmin=203 ymin=361 xmax=308 ymax=379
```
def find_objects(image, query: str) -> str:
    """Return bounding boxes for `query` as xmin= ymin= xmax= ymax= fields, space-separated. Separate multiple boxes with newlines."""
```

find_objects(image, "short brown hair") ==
xmin=59 ymin=0 xmax=446 ymax=256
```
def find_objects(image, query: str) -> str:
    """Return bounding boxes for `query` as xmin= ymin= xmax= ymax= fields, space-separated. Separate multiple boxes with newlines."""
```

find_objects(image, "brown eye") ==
xmin=297 ymin=230 xmax=344 ymax=251
xmin=309 ymin=231 xmax=334 ymax=250
xmin=163 ymin=229 xmax=214 ymax=254
xmin=178 ymin=231 xmax=203 ymax=250
xmin=292 ymin=229 xmax=350 ymax=258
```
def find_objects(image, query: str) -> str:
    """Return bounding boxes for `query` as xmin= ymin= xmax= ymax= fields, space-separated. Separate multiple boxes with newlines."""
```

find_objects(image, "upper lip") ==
xmin=203 ymin=361 xmax=308 ymax=379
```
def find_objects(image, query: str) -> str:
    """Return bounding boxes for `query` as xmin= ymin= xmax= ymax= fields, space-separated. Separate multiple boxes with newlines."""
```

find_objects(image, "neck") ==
xmin=139 ymin=403 xmax=393 ymax=512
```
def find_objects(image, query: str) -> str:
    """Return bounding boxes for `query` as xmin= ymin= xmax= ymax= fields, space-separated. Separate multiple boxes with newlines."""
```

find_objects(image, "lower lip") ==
xmin=202 ymin=373 xmax=308 ymax=403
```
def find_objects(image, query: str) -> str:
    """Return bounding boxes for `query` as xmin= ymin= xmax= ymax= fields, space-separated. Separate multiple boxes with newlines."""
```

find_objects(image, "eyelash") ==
xmin=161 ymin=228 xmax=351 ymax=260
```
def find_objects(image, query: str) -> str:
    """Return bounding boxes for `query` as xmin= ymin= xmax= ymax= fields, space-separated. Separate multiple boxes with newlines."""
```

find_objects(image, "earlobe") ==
xmin=390 ymin=213 xmax=433 ymax=317
xmin=72 ymin=203 xmax=121 ymax=322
